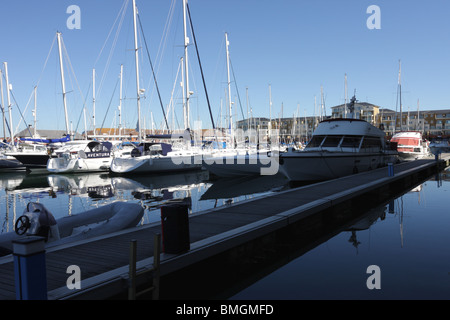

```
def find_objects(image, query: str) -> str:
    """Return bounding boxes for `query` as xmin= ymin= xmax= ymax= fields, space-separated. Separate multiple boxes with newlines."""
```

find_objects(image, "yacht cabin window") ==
xmin=305 ymin=136 xmax=326 ymax=148
xmin=340 ymin=136 xmax=363 ymax=148
xmin=360 ymin=136 xmax=382 ymax=151
xmin=321 ymin=136 xmax=343 ymax=147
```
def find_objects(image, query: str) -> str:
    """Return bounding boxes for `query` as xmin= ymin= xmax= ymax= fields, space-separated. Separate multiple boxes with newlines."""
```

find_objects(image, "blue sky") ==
xmin=1 ymin=0 xmax=450 ymax=134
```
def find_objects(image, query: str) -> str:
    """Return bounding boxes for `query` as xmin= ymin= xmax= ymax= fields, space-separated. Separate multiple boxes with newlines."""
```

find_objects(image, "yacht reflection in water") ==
xmin=48 ymin=173 xmax=114 ymax=199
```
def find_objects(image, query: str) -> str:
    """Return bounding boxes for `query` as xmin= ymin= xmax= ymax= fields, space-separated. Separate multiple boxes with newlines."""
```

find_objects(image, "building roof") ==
xmin=331 ymin=102 xmax=381 ymax=109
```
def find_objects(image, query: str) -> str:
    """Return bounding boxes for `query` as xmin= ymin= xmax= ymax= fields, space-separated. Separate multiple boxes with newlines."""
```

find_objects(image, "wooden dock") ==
xmin=0 ymin=154 xmax=449 ymax=300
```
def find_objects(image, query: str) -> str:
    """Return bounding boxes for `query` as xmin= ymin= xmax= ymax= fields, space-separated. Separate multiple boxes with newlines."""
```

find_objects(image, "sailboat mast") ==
xmin=344 ymin=73 xmax=348 ymax=119
xmin=268 ymin=84 xmax=272 ymax=143
xmin=83 ymin=106 xmax=87 ymax=139
xmin=0 ymin=69 xmax=6 ymax=139
xmin=416 ymin=99 xmax=420 ymax=131
xmin=225 ymin=32 xmax=233 ymax=147
xmin=246 ymin=87 xmax=250 ymax=132
xmin=56 ymin=32 xmax=70 ymax=137
xmin=398 ymin=59 xmax=402 ymax=131
xmin=92 ymin=68 xmax=96 ymax=137
xmin=132 ymin=0 xmax=142 ymax=143
xmin=182 ymin=0 xmax=190 ymax=130
xmin=320 ymin=85 xmax=324 ymax=121
xmin=33 ymin=86 xmax=37 ymax=137
xmin=3 ymin=62 xmax=13 ymax=141
xmin=119 ymin=64 xmax=123 ymax=136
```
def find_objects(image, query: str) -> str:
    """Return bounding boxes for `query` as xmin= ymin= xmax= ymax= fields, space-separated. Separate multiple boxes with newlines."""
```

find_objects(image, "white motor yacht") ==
xmin=390 ymin=131 xmax=430 ymax=161
xmin=278 ymin=118 xmax=398 ymax=181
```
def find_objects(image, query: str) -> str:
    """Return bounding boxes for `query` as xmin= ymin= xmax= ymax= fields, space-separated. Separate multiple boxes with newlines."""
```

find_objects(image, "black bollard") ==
xmin=160 ymin=203 xmax=190 ymax=254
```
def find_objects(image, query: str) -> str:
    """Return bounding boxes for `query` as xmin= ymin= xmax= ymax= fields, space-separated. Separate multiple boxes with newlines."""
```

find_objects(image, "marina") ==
xmin=0 ymin=153 xmax=448 ymax=300
xmin=2 ymin=0 xmax=450 ymax=302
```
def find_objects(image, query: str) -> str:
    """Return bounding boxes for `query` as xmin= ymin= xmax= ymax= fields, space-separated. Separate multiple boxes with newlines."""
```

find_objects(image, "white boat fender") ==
xmin=15 ymin=202 xmax=61 ymax=242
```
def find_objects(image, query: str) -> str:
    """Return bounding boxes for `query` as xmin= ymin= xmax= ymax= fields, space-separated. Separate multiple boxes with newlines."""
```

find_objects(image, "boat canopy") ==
xmin=390 ymin=137 xmax=420 ymax=146
xmin=146 ymin=129 xmax=190 ymax=140
xmin=131 ymin=142 xmax=173 ymax=157
xmin=19 ymin=134 xmax=71 ymax=144
xmin=86 ymin=141 xmax=113 ymax=152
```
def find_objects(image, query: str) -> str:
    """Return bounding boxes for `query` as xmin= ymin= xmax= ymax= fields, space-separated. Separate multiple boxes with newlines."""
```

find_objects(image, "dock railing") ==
xmin=128 ymin=233 xmax=161 ymax=300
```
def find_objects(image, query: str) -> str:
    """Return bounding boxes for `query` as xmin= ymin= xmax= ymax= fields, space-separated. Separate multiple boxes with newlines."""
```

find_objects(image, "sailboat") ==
xmin=47 ymin=140 xmax=135 ymax=173
xmin=5 ymin=32 xmax=76 ymax=169
xmin=201 ymin=34 xmax=283 ymax=177
xmin=110 ymin=0 xmax=209 ymax=174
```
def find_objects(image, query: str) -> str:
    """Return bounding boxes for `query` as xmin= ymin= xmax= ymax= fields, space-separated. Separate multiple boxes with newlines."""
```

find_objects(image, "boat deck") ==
xmin=0 ymin=154 xmax=449 ymax=300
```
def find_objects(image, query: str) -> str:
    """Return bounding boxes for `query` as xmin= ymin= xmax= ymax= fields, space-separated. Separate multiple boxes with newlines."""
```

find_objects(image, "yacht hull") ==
xmin=203 ymin=153 xmax=277 ymax=177
xmin=279 ymin=151 xmax=397 ymax=181
xmin=110 ymin=155 xmax=202 ymax=174
xmin=47 ymin=157 xmax=112 ymax=173
xmin=8 ymin=153 xmax=53 ymax=168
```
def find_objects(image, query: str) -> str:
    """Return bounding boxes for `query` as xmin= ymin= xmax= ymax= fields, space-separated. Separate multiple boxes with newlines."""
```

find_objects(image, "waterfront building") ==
xmin=236 ymin=102 xmax=450 ymax=142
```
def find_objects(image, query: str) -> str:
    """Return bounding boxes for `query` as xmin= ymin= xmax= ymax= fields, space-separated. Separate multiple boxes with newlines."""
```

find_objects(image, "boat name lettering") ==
xmin=86 ymin=152 xmax=110 ymax=158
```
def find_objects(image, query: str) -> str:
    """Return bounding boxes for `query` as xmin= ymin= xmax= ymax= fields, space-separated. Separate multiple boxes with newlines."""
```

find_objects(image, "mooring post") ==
xmin=128 ymin=239 xmax=137 ymax=300
xmin=388 ymin=163 xmax=394 ymax=177
xmin=152 ymin=233 xmax=161 ymax=300
xmin=435 ymin=151 xmax=440 ymax=161
xmin=13 ymin=236 xmax=48 ymax=300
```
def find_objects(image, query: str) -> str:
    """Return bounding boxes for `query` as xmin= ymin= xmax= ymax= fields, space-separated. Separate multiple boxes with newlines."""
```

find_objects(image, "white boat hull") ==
xmin=203 ymin=152 xmax=278 ymax=177
xmin=110 ymin=154 xmax=202 ymax=174
xmin=279 ymin=151 xmax=397 ymax=181
xmin=47 ymin=157 xmax=112 ymax=173
xmin=397 ymin=151 xmax=429 ymax=161
xmin=390 ymin=131 xmax=430 ymax=162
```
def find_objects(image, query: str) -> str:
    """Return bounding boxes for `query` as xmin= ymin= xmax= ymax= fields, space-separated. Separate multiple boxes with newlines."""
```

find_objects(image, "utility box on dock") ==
xmin=388 ymin=163 xmax=394 ymax=176
xmin=161 ymin=203 xmax=190 ymax=254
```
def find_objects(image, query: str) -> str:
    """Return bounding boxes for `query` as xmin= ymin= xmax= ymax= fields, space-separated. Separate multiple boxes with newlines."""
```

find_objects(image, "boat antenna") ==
xmin=348 ymin=90 xmax=357 ymax=117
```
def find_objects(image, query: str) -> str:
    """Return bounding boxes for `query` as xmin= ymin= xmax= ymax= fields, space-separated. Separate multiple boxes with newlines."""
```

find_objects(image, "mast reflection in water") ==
xmin=228 ymin=168 xmax=450 ymax=300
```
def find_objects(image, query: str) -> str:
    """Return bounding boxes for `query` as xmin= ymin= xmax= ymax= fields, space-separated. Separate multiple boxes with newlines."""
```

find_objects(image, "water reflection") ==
xmin=0 ymin=169 xmax=291 ymax=236
xmin=200 ymin=173 xmax=289 ymax=201
xmin=345 ymin=205 xmax=386 ymax=252
xmin=227 ymin=176 xmax=450 ymax=300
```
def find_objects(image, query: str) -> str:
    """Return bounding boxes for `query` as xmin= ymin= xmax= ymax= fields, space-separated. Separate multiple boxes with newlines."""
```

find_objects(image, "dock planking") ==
xmin=0 ymin=154 xmax=448 ymax=300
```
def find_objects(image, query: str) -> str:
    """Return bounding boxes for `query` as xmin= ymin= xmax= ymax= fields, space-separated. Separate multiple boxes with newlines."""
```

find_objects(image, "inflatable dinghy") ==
xmin=0 ymin=201 xmax=144 ymax=255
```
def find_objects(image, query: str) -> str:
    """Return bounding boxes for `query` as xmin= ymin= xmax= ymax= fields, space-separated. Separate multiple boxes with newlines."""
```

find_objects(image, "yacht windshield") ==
xmin=321 ymin=136 xmax=342 ymax=147
xmin=305 ymin=136 xmax=326 ymax=148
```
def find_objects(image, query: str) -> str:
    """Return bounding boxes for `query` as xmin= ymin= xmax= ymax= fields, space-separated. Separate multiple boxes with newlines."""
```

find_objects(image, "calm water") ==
xmin=229 ymin=168 xmax=450 ymax=300
xmin=0 ymin=169 xmax=288 ymax=236
xmin=1 ymin=166 xmax=449 ymax=300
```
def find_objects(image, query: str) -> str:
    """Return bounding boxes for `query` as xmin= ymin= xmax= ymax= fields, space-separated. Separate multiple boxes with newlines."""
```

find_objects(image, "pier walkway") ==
xmin=0 ymin=154 xmax=449 ymax=300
